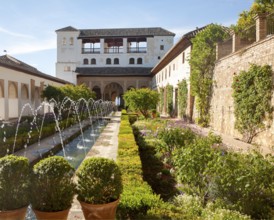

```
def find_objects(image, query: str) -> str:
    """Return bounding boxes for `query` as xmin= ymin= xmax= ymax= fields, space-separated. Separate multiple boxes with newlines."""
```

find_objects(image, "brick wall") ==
xmin=210 ymin=35 xmax=274 ymax=150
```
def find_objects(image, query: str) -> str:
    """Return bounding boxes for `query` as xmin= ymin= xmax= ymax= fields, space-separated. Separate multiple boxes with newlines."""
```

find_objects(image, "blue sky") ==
xmin=1 ymin=0 xmax=253 ymax=77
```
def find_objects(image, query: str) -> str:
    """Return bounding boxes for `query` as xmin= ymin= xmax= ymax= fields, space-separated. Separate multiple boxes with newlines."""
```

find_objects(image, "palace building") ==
xmin=0 ymin=55 xmax=69 ymax=120
xmin=151 ymin=26 xmax=207 ymax=119
xmin=55 ymin=26 xmax=175 ymax=102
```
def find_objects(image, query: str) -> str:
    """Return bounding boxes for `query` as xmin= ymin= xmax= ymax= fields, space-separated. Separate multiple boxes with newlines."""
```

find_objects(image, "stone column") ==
xmin=123 ymin=38 xmax=127 ymax=54
xmin=100 ymin=38 xmax=105 ymax=54
xmin=18 ymin=83 xmax=22 ymax=117
xmin=136 ymin=79 xmax=139 ymax=89
xmin=31 ymin=79 xmax=35 ymax=102
xmin=232 ymin=34 xmax=241 ymax=53
xmin=255 ymin=14 xmax=267 ymax=42
xmin=4 ymin=80 xmax=8 ymax=120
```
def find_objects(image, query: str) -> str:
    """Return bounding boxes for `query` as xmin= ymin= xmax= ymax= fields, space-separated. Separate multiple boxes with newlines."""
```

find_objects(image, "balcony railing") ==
xmin=104 ymin=47 xmax=123 ymax=54
xmin=82 ymin=48 xmax=100 ymax=54
xmin=81 ymin=47 xmax=147 ymax=54
xmin=127 ymin=47 xmax=147 ymax=53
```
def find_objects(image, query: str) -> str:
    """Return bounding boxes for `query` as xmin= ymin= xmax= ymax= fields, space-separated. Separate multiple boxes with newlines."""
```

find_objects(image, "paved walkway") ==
xmin=68 ymin=111 xmax=121 ymax=220
xmin=170 ymin=119 xmax=273 ymax=156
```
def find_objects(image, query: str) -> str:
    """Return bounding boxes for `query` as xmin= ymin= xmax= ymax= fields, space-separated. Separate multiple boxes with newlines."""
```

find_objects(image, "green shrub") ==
xmin=146 ymin=194 xmax=203 ymax=220
xmin=172 ymin=135 xmax=221 ymax=197
xmin=117 ymin=112 xmax=163 ymax=218
xmin=158 ymin=127 xmax=196 ymax=155
xmin=202 ymin=205 xmax=251 ymax=220
xmin=0 ymin=155 xmax=30 ymax=211
xmin=31 ymin=156 xmax=75 ymax=211
xmin=77 ymin=157 xmax=122 ymax=204
xmin=145 ymin=201 xmax=187 ymax=220
xmin=172 ymin=194 xmax=203 ymax=217
xmin=207 ymin=151 xmax=274 ymax=219
xmin=128 ymin=114 xmax=138 ymax=124
xmin=118 ymin=181 xmax=161 ymax=219
xmin=121 ymin=109 xmax=127 ymax=115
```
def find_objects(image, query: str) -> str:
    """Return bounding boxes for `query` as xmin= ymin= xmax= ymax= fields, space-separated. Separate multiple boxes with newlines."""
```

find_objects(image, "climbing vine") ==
xmin=189 ymin=24 xmax=229 ymax=127
xmin=178 ymin=80 xmax=188 ymax=118
xmin=159 ymin=87 xmax=164 ymax=113
xmin=166 ymin=84 xmax=173 ymax=116
xmin=232 ymin=64 xmax=273 ymax=143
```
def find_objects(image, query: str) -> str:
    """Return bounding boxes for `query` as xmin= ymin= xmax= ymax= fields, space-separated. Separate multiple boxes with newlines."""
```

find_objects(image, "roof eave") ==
xmin=0 ymin=63 xmax=70 ymax=84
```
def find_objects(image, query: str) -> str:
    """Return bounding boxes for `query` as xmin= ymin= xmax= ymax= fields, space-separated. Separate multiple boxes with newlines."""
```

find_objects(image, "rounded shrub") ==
xmin=31 ymin=156 xmax=75 ymax=212
xmin=0 ymin=155 xmax=30 ymax=211
xmin=76 ymin=157 xmax=122 ymax=204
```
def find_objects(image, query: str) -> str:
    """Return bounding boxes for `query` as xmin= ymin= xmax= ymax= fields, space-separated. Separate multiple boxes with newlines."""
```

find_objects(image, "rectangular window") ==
xmin=182 ymin=52 xmax=185 ymax=64
xmin=64 ymin=66 xmax=71 ymax=72
xmin=160 ymin=45 xmax=164 ymax=50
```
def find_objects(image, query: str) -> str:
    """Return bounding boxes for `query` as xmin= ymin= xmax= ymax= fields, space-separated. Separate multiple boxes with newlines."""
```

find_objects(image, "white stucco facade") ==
xmin=55 ymin=26 xmax=175 ymax=86
xmin=152 ymin=46 xmax=191 ymax=89
xmin=0 ymin=55 xmax=69 ymax=121
xmin=151 ymin=27 xmax=206 ymax=119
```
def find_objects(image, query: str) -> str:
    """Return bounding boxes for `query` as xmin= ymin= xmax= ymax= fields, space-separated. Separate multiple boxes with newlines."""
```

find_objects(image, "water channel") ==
xmin=26 ymin=118 xmax=108 ymax=219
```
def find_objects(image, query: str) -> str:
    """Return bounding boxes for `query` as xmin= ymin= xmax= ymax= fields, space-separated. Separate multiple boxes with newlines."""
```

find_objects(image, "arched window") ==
xmin=129 ymin=58 xmax=134 ymax=64
xmin=83 ymin=58 xmax=89 ymax=65
xmin=0 ymin=82 xmax=3 ymax=98
xmin=21 ymin=85 xmax=29 ymax=100
xmin=92 ymin=86 xmax=101 ymax=100
xmin=8 ymin=82 xmax=18 ymax=98
xmin=69 ymin=37 xmax=74 ymax=45
xmin=106 ymin=58 xmax=111 ymax=65
xmin=114 ymin=58 xmax=119 ymax=65
xmin=62 ymin=37 xmax=66 ymax=45
xmin=137 ymin=58 xmax=142 ymax=64
xmin=91 ymin=58 xmax=96 ymax=65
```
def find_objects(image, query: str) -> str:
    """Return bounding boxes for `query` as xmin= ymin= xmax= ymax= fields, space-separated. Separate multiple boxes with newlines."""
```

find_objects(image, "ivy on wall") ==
xmin=189 ymin=24 xmax=229 ymax=127
xmin=159 ymin=87 xmax=164 ymax=113
xmin=232 ymin=64 xmax=273 ymax=143
xmin=178 ymin=80 xmax=188 ymax=118
xmin=166 ymin=84 xmax=173 ymax=116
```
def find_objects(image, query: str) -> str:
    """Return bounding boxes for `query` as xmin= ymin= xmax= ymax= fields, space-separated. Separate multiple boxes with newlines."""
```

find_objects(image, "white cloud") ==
xmin=0 ymin=27 xmax=34 ymax=39
xmin=7 ymin=38 xmax=56 ymax=55
xmin=0 ymin=26 xmax=56 ymax=55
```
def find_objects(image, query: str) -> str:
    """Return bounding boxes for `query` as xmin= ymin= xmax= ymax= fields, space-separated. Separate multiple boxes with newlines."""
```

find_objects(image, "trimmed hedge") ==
xmin=117 ymin=113 xmax=161 ymax=219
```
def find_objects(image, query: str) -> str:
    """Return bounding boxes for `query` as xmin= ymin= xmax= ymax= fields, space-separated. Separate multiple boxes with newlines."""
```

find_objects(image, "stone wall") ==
xmin=210 ymin=35 xmax=274 ymax=151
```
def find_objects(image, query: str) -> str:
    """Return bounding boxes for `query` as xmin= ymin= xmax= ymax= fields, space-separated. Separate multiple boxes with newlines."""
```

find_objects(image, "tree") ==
xmin=41 ymin=84 xmax=95 ymax=103
xmin=123 ymin=88 xmax=159 ymax=118
xmin=60 ymin=84 xmax=96 ymax=101
xmin=232 ymin=0 xmax=274 ymax=36
xmin=189 ymin=24 xmax=229 ymax=126
xmin=232 ymin=64 xmax=273 ymax=143
xmin=41 ymin=85 xmax=64 ymax=103
xmin=178 ymin=80 xmax=188 ymax=119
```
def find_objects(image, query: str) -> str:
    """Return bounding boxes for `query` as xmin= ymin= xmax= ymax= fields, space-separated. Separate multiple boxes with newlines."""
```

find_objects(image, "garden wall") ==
xmin=210 ymin=35 xmax=274 ymax=151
